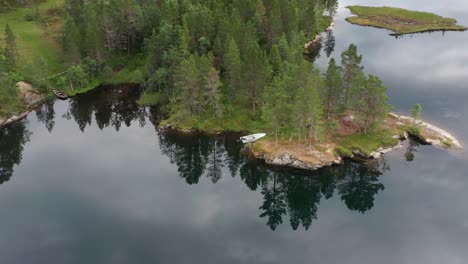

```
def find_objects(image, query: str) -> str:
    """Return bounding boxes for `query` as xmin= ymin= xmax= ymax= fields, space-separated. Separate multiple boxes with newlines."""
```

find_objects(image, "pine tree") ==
xmin=349 ymin=71 xmax=366 ymax=110
xmin=243 ymin=42 xmax=271 ymax=113
xmin=341 ymin=44 xmax=363 ymax=107
xmin=179 ymin=17 xmax=191 ymax=56
xmin=356 ymin=75 xmax=389 ymax=133
xmin=262 ymin=76 xmax=289 ymax=145
xmin=279 ymin=0 xmax=298 ymax=37
xmin=323 ymin=58 xmax=343 ymax=122
xmin=268 ymin=0 xmax=283 ymax=44
xmin=411 ymin=103 xmax=423 ymax=131
xmin=412 ymin=103 xmax=422 ymax=120
xmin=62 ymin=16 xmax=81 ymax=64
xmin=223 ymin=38 xmax=241 ymax=96
xmin=204 ymin=66 xmax=223 ymax=117
xmin=4 ymin=24 xmax=17 ymax=72
xmin=83 ymin=4 xmax=104 ymax=60
xmin=270 ymin=44 xmax=282 ymax=76
xmin=293 ymin=68 xmax=324 ymax=148
xmin=173 ymin=56 xmax=199 ymax=117
xmin=306 ymin=82 xmax=324 ymax=148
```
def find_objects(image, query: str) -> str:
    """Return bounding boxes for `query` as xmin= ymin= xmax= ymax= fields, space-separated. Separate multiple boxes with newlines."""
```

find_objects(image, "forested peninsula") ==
xmin=0 ymin=0 xmax=462 ymax=170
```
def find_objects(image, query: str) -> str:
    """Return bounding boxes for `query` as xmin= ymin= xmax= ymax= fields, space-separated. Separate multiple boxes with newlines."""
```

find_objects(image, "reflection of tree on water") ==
xmin=223 ymin=134 xmax=244 ymax=178
xmin=158 ymin=132 xmax=211 ymax=184
xmin=158 ymin=131 xmax=390 ymax=230
xmin=324 ymin=30 xmax=336 ymax=58
xmin=338 ymin=160 xmax=388 ymax=213
xmin=283 ymin=173 xmax=322 ymax=230
xmin=260 ymin=172 xmax=286 ymax=230
xmin=62 ymin=85 xmax=160 ymax=132
xmin=240 ymin=160 xmax=268 ymax=191
xmin=35 ymin=101 xmax=55 ymax=132
xmin=324 ymin=0 xmax=338 ymax=17
xmin=206 ymin=137 xmax=225 ymax=184
xmin=34 ymin=85 xmax=163 ymax=132
xmin=404 ymin=138 xmax=420 ymax=162
xmin=0 ymin=122 xmax=30 ymax=185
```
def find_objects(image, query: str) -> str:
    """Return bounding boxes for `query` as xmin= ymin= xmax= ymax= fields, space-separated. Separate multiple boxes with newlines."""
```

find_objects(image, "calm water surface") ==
xmin=1 ymin=0 xmax=468 ymax=263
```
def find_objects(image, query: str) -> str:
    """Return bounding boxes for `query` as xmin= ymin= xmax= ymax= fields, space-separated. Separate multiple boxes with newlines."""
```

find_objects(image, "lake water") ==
xmin=1 ymin=1 xmax=468 ymax=263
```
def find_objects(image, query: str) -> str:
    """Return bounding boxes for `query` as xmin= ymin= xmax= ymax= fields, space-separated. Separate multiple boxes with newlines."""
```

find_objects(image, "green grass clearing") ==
xmin=0 ymin=0 xmax=65 ymax=75
xmin=335 ymin=129 xmax=399 ymax=157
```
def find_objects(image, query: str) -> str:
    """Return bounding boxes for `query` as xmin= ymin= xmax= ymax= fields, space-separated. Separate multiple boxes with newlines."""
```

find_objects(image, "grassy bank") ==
xmin=335 ymin=129 xmax=399 ymax=157
xmin=251 ymin=127 xmax=400 ymax=160
xmin=0 ymin=1 xmax=146 ymax=119
xmin=247 ymin=113 xmax=407 ymax=171
xmin=160 ymin=106 xmax=266 ymax=133
xmin=346 ymin=6 xmax=468 ymax=35
xmin=64 ymin=56 xmax=146 ymax=97
xmin=0 ymin=0 xmax=65 ymax=75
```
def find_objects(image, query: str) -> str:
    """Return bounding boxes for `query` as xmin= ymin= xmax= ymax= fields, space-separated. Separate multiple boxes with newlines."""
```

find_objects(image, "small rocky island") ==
xmin=345 ymin=6 xmax=468 ymax=36
xmin=247 ymin=113 xmax=462 ymax=171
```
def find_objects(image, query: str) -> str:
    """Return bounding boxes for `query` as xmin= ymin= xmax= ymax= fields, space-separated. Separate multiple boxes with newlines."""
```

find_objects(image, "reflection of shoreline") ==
xmin=158 ymin=131 xmax=388 ymax=231
xmin=1 ymin=86 xmax=390 ymax=231
xmin=304 ymin=18 xmax=336 ymax=49
xmin=0 ymin=122 xmax=31 ymax=185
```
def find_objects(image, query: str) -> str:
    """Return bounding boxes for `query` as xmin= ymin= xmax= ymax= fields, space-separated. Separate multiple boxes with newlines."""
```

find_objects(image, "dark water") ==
xmin=1 ymin=0 xmax=468 ymax=263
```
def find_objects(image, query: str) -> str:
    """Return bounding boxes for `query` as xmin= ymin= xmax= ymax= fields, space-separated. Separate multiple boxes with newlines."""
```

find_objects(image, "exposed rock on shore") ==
xmin=248 ymin=113 xmax=462 ymax=171
xmin=249 ymin=141 xmax=343 ymax=171
xmin=394 ymin=113 xmax=462 ymax=150
xmin=304 ymin=18 xmax=336 ymax=49
xmin=0 ymin=82 xmax=47 ymax=129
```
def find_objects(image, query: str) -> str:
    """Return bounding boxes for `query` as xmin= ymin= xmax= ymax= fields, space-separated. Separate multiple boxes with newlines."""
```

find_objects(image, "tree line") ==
xmin=35 ymin=0 xmax=389 ymax=145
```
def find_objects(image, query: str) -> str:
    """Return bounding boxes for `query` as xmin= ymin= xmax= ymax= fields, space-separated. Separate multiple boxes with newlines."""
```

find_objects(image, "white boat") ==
xmin=240 ymin=133 xmax=267 ymax=144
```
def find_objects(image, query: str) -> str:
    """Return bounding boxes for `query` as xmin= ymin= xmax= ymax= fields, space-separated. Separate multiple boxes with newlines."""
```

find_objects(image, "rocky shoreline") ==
xmin=247 ymin=113 xmax=462 ymax=171
xmin=394 ymin=113 xmax=462 ymax=150
xmin=0 ymin=82 xmax=48 ymax=129
xmin=304 ymin=18 xmax=336 ymax=49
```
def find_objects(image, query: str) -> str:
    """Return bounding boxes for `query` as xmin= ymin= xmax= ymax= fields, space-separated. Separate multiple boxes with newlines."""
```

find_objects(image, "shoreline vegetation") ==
xmin=0 ymin=0 xmax=144 ymax=122
xmin=0 ymin=0 xmax=463 ymax=171
xmin=345 ymin=6 xmax=468 ymax=36
xmin=246 ymin=113 xmax=462 ymax=171
xmin=161 ymin=111 xmax=462 ymax=171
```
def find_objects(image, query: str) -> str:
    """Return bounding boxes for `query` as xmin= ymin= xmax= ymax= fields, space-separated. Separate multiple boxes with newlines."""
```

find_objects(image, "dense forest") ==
xmin=2 ymin=0 xmax=390 ymax=148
